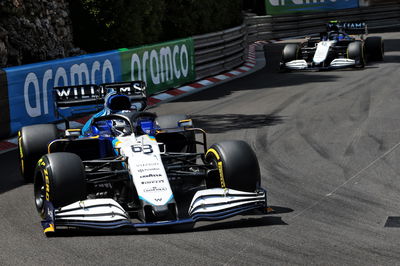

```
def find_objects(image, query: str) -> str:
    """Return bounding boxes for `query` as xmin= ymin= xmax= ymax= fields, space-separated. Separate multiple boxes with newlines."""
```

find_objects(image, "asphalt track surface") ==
xmin=1 ymin=31 xmax=400 ymax=265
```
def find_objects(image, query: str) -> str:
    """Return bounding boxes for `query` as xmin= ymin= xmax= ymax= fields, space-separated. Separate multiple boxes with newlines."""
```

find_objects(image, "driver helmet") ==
xmin=104 ymin=92 xmax=132 ymax=113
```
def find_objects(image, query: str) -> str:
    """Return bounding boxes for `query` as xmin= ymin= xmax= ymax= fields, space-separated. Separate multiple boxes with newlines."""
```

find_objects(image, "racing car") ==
xmin=280 ymin=21 xmax=384 ymax=70
xmin=17 ymin=81 xmax=267 ymax=235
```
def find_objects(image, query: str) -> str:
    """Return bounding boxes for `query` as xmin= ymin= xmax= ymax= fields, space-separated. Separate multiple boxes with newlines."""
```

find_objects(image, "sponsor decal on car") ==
xmin=137 ymin=167 xmax=161 ymax=173
xmin=143 ymin=187 xmax=168 ymax=193
xmin=141 ymin=180 xmax=165 ymax=185
xmin=135 ymin=162 xmax=159 ymax=168
xmin=140 ymin=173 xmax=162 ymax=179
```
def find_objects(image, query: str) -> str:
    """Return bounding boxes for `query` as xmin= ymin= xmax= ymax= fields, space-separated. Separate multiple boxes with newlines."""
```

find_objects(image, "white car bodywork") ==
xmin=284 ymin=40 xmax=356 ymax=70
xmin=47 ymin=132 xmax=267 ymax=225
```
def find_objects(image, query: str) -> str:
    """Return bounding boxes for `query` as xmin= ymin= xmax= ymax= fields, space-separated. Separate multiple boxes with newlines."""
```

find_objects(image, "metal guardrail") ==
xmin=193 ymin=25 xmax=247 ymax=80
xmin=245 ymin=3 xmax=400 ymax=43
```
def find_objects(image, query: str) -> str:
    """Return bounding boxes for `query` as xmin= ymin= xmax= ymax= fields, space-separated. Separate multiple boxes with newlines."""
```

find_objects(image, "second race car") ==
xmin=280 ymin=21 xmax=384 ymax=70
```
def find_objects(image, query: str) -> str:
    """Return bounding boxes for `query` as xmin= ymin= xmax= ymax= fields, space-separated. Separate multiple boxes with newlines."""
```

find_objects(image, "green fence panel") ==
xmin=119 ymin=38 xmax=195 ymax=95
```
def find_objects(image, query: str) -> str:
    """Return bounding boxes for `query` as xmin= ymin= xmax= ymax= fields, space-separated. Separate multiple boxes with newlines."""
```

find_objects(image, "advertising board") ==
xmin=265 ymin=0 xmax=359 ymax=15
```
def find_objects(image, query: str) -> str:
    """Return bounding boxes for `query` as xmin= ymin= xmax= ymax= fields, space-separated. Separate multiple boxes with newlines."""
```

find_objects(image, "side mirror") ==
xmin=178 ymin=119 xmax=193 ymax=128
xmin=65 ymin=128 xmax=82 ymax=138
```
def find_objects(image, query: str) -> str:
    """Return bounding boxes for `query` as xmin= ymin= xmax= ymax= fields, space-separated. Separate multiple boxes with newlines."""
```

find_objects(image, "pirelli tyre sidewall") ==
xmin=347 ymin=41 xmax=365 ymax=68
xmin=205 ymin=140 xmax=261 ymax=192
xmin=18 ymin=124 xmax=58 ymax=182
xmin=34 ymin=152 xmax=86 ymax=218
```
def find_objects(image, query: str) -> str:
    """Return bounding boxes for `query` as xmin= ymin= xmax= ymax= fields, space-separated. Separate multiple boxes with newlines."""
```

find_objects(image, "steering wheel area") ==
xmin=90 ymin=112 xmax=157 ymax=137
xmin=91 ymin=114 xmax=134 ymax=137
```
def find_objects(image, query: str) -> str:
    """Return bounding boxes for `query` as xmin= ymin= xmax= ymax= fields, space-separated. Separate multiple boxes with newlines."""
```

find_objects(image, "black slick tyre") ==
xmin=280 ymin=44 xmax=300 ymax=71
xmin=34 ymin=152 xmax=86 ymax=218
xmin=205 ymin=140 xmax=261 ymax=192
xmin=365 ymin=36 xmax=384 ymax=61
xmin=18 ymin=124 xmax=58 ymax=182
xmin=282 ymin=44 xmax=300 ymax=62
xmin=347 ymin=41 xmax=365 ymax=68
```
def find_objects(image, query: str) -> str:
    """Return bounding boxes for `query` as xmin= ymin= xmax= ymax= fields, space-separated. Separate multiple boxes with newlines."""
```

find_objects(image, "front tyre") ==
xmin=282 ymin=44 xmax=300 ymax=63
xmin=205 ymin=140 xmax=261 ymax=192
xmin=34 ymin=152 xmax=86 ymax=218
xmin=347 ymin=41 xmax=365 ymax=68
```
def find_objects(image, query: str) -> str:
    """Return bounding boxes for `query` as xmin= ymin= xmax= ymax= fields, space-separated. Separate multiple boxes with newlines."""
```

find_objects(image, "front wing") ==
xmin=41 ymin=188 xmax=267 ymax=235
xmin=282 ymin=59 xmax=356 ymax=70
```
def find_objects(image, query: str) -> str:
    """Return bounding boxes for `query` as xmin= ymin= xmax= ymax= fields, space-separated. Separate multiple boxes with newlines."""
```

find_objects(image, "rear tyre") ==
xmin=365 ymin=36 xmax=384 ymax=61
xmin=18 ymin=124 xmax=58 ymax=182
xmin=347 ymin=41 xmax=365 ymax=68
xmin=34 ymin=152 xmax=86 ymax=218
xmin=205 ymin=140 xmax=261 ymax=192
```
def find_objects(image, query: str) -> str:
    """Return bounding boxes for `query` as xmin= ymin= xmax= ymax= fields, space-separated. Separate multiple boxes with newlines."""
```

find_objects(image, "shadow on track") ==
xmin=381 ymin=55 xmax=400 ymax=64
xmin=191 ymin=114 xmax=285 ymax=133
xmin=0 ymin=150 xmax=25 ymax=194
xmin=382 ymin=39 xmax=400 ymax=53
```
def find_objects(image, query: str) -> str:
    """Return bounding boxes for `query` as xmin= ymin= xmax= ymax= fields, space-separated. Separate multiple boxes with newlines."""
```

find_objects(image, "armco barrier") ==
xmin=1 ymin=38 xmax=196 ymax=138
xmin=246 ymin=2 xmax=400 ymax=43
xmin=193 ymin=25 xmax=247 ymax=80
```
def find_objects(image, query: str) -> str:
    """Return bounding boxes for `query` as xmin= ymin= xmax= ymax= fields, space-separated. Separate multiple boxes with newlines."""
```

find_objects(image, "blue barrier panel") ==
xmin=4 ymin=51 xmax=122 ymax=135
xmin=0 ymin=69 xmax=10 ymax=139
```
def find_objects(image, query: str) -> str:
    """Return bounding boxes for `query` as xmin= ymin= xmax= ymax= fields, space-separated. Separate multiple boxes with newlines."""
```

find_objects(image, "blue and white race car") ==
xmin=17 ymin=81 xmax=267 ymax=235
xmin=280 ymin=21 xmax=384 ymax=70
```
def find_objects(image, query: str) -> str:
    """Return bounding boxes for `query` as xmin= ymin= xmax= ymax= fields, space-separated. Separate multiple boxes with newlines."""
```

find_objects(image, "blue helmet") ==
xmin=104 ymin=92 xmax=131 ymax=113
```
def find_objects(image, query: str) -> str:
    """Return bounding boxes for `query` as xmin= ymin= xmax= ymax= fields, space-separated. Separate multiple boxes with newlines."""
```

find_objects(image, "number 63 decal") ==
xmin=131 ymin=144 xmax=153 ymax=154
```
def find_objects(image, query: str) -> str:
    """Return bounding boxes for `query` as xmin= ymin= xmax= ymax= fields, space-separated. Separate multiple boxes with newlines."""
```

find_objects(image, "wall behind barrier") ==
xmin=265 ymin=0 xmax=359 ymax=15
xmin=2 ymin=37 xmax=196 ymax=137
xmin=0 ymin=69 xmax=10 ymax=138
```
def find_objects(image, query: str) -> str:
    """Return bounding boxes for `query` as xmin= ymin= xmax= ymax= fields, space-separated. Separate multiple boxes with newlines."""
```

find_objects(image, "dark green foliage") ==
xmin=243 ymin=0 xmax=266 ymax=15
xmin=69 ymin=0 xmax=165 ymax=51
xmin=162 ymin=0 xmax=243 ymax=39
xmin=69 ymin=0 xmax=243 ymax=52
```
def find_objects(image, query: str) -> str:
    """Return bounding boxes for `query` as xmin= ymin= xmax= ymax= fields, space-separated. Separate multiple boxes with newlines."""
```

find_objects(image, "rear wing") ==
xmin=327 ymin=21 xmax=368 ymax=35
xmin=53 ymin=81 xmax=147 ymax=119
xmin=101 ymin=81 xmax=146 ymax=97
xmin=53 ymin=81 xmax=146 ymax=108
xmin=54 ymin=84 xmax=105 ymax=107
